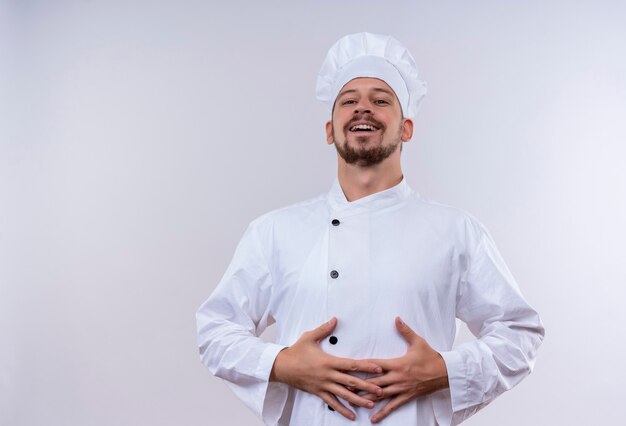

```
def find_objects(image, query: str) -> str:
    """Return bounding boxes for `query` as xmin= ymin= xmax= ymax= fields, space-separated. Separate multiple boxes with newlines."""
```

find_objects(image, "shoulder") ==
xmin=407 ymin=192 xmax=489 ymax=247
xmin=246 ymin=191 xmax=328 ymax=234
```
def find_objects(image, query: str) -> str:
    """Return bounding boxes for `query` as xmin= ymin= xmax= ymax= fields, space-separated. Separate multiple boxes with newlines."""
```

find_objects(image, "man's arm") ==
xmin=196 ymin=220 xmax=288 ymax=425
xmin=434 ymin=224 xmax=545 ymax=425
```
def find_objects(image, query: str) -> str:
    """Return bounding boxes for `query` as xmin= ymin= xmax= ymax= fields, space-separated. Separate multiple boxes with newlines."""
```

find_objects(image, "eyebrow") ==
xmin=337 ymin=87 xmax=395 ymax=98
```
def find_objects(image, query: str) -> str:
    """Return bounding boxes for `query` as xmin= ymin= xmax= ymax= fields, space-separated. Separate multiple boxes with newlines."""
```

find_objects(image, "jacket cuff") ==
xmin=438 ymin=349 xmax=468 ymax=413
xmin=431 ymin=386 xmax=453 ymax=426
xmin=257 ymin=343 xmax=290 ymax=425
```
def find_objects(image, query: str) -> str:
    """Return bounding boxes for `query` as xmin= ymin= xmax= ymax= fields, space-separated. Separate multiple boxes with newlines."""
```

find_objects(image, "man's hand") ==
xmin=270 ymin=317 xmax=384 ymax=421
xmin=360 ymin=317 xmax=450 ymax=424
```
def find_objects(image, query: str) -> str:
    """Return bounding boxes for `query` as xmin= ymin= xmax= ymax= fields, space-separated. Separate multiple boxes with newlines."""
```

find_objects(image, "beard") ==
xmin=332 ymin=119 xmax=403 ymax=167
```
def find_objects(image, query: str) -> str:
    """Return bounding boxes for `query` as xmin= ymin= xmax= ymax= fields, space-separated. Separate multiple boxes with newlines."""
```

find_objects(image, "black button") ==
xmin=329 ymin=335 xmax=338 ymax=345
xmin=328 ymin=405 xmax=335 ymax=411
xmin=331 ymin=219 xmax=340 ymax=226
xmin=330 ymin=270 xmax=339 ymax=279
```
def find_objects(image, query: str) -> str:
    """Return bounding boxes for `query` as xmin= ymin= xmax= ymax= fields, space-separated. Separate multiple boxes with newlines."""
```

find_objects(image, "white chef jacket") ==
xmin=196 ymin=176 xmax=544 ymax=425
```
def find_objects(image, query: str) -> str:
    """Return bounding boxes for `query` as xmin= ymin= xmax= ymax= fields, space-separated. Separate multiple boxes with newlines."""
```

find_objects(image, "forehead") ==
xmin=336 ymin=77 xmax=397 ymax=98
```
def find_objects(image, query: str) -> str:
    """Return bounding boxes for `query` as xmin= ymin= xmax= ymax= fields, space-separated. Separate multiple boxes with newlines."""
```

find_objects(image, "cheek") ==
xmin=332 ymin=118 xmax=349 ymax=134
xmin=332 ymin=113 xmax=345 ymax=126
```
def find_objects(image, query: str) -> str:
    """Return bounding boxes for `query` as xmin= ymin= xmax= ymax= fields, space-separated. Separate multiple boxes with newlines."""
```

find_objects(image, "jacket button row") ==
xmin=331 ymin=218 xmax=340 ymax=226
xmin=330 ymin=270 xmax=339 ymax=279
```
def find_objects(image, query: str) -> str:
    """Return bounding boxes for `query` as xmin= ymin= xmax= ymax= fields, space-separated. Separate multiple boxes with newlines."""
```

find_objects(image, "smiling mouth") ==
xmin=349 ymin=124 xmax=380 ymax=132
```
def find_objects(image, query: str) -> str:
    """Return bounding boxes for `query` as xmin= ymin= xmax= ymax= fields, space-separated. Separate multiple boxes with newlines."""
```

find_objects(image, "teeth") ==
xmin=350 ymin=124 xmax=376 ymax=131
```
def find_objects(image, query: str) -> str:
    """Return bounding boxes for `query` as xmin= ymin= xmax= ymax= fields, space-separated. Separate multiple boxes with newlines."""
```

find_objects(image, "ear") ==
xmin=400 ymin=118 xmax=414 ymax=142
xmin=325 ymin=120 xmax=334 ymax=145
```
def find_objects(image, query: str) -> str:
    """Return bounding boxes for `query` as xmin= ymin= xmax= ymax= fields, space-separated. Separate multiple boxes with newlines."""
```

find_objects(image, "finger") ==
xmin=355 ymin=392 xmax=378 ymax=403
xmin=346 ymin=387 xmax=370 ymax=408
xmin=365 ymin=372 xmax=400 ymax=387
xmin=305 ymin=317 xmax=337 ymax=342
xmin=395 ymin=316 xmax=422 ymax=345
xmin=371 ymin=393 xmax=413 ymax=423
xmin=349 ymin=394 xmax=376 ymax=408
xmin=334 ymin=357 xmax=383 ymax=375
xmin=376 ymin=383 xmax=406 ymax=398
xmin=357 ymin=383 xmax=406 ymax=402
xmin=360 ymin=358 xmax=394 ymax=371
xmin=318 ymin=391 xmax=355 ymax=421
xmin=333 ymin=372 xmax=383 ymax=396
xmin=327 ymin=383 xmax=376 ymax=409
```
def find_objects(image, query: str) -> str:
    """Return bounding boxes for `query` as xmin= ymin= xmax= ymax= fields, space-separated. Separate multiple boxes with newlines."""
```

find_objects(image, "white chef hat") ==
xmin=316 ymin=32 xmax=427 ymax=118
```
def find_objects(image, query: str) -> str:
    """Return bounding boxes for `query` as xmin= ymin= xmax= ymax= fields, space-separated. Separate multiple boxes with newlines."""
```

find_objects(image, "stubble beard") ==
xmin=333 ymin=122 xmax=403 ymax=167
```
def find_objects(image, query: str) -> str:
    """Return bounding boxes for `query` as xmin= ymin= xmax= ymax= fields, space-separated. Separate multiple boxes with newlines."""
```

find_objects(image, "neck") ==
xmin=336 ymin=155 xmax=404 ymax=202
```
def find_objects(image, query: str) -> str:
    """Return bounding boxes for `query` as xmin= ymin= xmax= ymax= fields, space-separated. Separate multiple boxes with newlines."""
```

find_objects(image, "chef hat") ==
xmin=316 ymin=32 xmax=427 ymax=118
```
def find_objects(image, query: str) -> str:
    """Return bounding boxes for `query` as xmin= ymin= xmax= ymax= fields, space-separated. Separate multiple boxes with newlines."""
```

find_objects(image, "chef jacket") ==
xmin=196 ymin=175 xmax=544 ymax=425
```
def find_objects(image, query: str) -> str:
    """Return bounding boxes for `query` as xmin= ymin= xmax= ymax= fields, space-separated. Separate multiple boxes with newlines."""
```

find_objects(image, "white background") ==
xmin=2 ymin=1 xmax=625 ymax=425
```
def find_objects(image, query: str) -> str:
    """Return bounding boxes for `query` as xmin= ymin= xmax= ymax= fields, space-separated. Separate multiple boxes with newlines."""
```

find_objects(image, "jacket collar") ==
xmin=326 ymin=175 xmax=414 ymax=215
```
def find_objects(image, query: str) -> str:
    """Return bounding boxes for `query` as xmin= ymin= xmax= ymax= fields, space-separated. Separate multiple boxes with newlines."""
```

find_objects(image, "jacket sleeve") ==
xmin=196 ymin=219 xmax=289 ymax=425
xmin=433 ymin=219 xmax=545 ymax=425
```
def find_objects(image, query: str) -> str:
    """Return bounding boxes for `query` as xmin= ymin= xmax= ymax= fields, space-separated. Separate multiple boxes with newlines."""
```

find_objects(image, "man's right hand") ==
xmin=270 ymin=317 xmax=384 ymax=421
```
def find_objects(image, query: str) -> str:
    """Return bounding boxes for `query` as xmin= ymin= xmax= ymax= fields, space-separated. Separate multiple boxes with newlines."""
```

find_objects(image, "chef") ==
xmin=196 ymin=32 xmax=544 ymax=425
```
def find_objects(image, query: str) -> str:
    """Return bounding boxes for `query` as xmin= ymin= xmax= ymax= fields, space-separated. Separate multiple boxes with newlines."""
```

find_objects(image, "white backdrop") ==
xmin=2 ymin=1 xmax=625 ymax=425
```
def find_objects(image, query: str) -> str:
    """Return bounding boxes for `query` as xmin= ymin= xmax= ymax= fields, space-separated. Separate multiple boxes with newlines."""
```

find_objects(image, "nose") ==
xmin=353 ymin=99 xmax=372 ymax=114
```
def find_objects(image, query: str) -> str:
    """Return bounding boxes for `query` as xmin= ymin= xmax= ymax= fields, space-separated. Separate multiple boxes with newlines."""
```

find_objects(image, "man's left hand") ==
xmin=359 ymin=317 xmax=450 ymax=424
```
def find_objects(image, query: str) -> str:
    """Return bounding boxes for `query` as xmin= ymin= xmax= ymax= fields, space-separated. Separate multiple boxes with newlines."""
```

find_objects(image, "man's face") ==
xmin=325 ymin=77 xmax=413 ymax=167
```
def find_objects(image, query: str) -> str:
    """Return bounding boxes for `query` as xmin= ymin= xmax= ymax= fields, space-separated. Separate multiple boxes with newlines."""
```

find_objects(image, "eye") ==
xmin=374 ymin=99 xmax=389 ymax=105
xmin=342 ymin=99 xmax=356 ymax=105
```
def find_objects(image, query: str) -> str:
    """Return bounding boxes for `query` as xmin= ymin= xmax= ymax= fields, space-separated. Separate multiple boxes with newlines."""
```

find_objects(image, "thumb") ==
xmin=395 ymin=317 xmax=420 ymax=345
xmin=307 ymin=317 xmax=337 ymax=342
